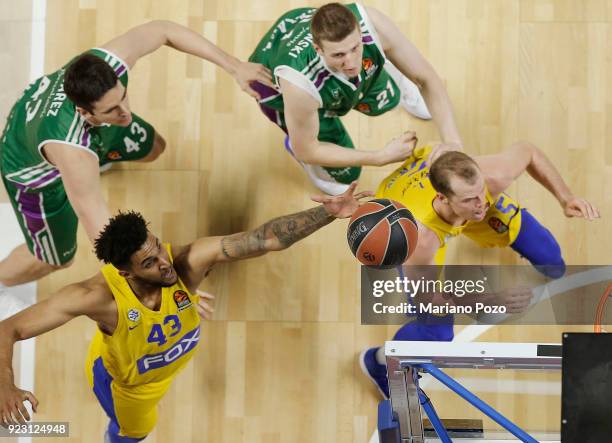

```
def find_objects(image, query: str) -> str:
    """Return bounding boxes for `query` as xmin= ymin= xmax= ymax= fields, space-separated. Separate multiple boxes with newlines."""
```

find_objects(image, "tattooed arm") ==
xmin=220 ymin=206 xmax=334 ymax=259
xmin=177 ymin=182 xmax=372 ymax=291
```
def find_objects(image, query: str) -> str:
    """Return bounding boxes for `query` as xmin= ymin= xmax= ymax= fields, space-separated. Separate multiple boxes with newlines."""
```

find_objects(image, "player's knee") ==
xmin=512 ymin=209 xmax=566 ymax=279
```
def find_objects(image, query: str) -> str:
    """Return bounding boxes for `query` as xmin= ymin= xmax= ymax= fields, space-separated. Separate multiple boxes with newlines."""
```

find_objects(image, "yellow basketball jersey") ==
xmin=86 ymin=244 xmax=200 ymax=389
xmin=376 ymin=146 xmax=522 ymax=264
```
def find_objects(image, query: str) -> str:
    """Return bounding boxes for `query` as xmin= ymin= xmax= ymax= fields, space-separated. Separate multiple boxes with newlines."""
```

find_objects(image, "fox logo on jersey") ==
xmin=137 ymin=326 xmax=200 ymax=374
xmin=173 ymin=290 xmax=192 ymax=311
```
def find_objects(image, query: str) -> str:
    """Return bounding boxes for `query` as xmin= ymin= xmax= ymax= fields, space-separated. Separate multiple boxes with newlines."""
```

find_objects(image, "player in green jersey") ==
xmin=0 ymin=21 xmax=273 ymax=308
xmin=250 ymin=3 xmax=462 ymax=195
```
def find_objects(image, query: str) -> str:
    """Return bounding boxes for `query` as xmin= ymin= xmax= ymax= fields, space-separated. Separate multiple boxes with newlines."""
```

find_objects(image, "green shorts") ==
xmin=0 ymin=113 xmax=156 ymax=265
xmin=258 ymin=68 xmax=400 ymax=184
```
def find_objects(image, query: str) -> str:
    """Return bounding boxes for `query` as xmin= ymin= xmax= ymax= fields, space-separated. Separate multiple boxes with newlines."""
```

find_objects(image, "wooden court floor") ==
xmin=1 ymin=0 xmax=611 ymax=441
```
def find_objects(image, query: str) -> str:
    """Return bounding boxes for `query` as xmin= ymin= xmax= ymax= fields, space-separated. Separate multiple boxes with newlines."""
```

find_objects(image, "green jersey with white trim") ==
xmin=250 ymin=3 xmax=393 ymax=118
xmin=0 ymin=48 xmax=142 ymax=191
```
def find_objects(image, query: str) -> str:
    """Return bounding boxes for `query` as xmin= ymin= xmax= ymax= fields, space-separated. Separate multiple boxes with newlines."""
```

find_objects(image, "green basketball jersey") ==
xmin=250 ymin=3 xmax=392 ymax=118
xmin=0 ymin=48 xmax=132 ymax=190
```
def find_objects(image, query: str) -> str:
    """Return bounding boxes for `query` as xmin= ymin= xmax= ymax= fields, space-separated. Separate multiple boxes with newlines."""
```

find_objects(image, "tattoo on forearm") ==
xmin=220 ymin=225 xmax=266 ymax=259
xmin=269 ymin=206 xmax=333 ymax=247
xmin=220 ymin=206 xmax=333 ymax=259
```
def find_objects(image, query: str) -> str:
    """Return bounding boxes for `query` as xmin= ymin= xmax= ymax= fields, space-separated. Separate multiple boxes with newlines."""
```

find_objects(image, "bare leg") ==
xmin=0 ymin=244 xmax=69 ymax=286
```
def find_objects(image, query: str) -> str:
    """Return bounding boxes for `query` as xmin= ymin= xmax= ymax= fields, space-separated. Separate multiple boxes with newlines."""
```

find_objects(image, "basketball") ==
xmin=347 ymin=199 xmax=418 ymax=267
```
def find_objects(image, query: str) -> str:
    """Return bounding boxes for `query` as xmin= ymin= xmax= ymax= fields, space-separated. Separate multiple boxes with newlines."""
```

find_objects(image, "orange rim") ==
xmin=594 ymin=283 xmax=612 ymax=333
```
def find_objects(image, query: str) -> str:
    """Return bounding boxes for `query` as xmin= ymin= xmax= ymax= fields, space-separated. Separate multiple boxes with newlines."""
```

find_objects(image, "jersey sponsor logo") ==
xmin=107 ymin=151 xmax=122 ymax=160
xmin=328 ymin=89 xmax=343 ymax=109
xmin=173 ymin=290 xmax=192 ymax=311
xmin=488 ymin=217 xmax=509 ymax=234
xmin=128 ymin=308 xmax=141 ymax=322
xmin=362 ymin=58 xmax=377 ymax=79
xmin=329 ymin=166 xmax=353 ymax=178
xmin=356 ymin=103 xmax=371 ymax=113
xmin=137 ymin=326 xmax=200 ymax=374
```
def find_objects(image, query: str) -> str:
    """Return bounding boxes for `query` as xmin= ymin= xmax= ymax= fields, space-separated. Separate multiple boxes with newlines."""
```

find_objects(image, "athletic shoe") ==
xmin=284 ymin=135 xmax=349 ymax=195
xmin=359 ymin=347 xmax=390 ymax=399
xmin=384 ymin=62 xmax=432 ymax=120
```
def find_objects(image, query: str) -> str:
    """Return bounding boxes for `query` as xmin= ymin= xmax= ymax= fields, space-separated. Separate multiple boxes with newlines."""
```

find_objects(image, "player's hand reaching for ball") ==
xmin=312 ymin=181 xmax=374 ymax=219
xmin=232 ymin=61 xmax=275 ymax=100
xmin=195 ymin=290 xmax=215 ymax=321
xmin=0 ymin=383 xmax=38 ymax=428
xmin=378 ymin=131 xmax=418 ymax=165
xmin=562 ymin=196 xmax=600 ymax=221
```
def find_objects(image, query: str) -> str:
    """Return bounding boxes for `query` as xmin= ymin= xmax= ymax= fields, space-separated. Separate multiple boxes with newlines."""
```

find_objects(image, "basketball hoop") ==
xmin=593 ymin=283 xmax=612 ymax=333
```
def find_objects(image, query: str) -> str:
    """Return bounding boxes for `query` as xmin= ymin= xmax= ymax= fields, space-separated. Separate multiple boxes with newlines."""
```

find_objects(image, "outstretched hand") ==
xmin=195 ymin=290 xmax=215 ymax=321
xmin=0 ymin=384 xmax=38 ymax=428
xmin=563 ymin=196 xmax=600 ymax=221
xmin=233 ymin=61 xmax=275 ymax=100
xmin=311 ymin=181 xmax=374 ymax=219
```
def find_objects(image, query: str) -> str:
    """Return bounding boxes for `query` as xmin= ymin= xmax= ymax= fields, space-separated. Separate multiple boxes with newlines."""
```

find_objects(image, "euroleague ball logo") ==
xmin=362 ymin=252 xmax=376 ymax=262
xmin=348 ymin=221 xmax=368 ymax=247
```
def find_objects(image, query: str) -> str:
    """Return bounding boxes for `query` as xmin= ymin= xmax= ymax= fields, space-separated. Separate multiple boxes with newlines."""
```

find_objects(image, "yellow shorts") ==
xmin=86 ymin=346 xmax=172 ymax=439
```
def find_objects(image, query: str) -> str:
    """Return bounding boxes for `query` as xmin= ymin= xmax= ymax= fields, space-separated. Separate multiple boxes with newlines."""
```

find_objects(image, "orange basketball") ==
xmin=347 ymin=199 xmax=418 ymax=267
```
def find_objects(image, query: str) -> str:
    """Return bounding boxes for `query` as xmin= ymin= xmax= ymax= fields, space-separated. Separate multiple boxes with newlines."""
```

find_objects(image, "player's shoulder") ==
xmin=475 ymin=152 xmax=519 ymax=197
xmin=170 ymin=243 xmax=197 ymax=277
xmin=79 ymin=272 xmax=114 ymax=301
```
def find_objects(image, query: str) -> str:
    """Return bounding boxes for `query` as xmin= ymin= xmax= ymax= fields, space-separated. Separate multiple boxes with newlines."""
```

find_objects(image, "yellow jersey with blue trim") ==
xmin=86 ymin=244 xmax=200 ymax=388
xmin=376 ymin=146 xmax=523 ymax=264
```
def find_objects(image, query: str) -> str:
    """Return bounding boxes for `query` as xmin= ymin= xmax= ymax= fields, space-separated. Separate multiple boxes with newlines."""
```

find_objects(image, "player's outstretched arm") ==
xmin=479 ymin=141 xmax=600 ymax=220
xmin=100 ymin=20 xmax=273 ymax=99
xmin=366 ymin=6 xmax=462 ymax=152
xmin=178 ymin=182 xmax=373 ymax=289
xmin=43 ymin=143 xmax=112 ymax=245
xmin=282 ymin=80 xmax=418 ymax=167
xmin=0 ymin=275 xmax=109 ymax=427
